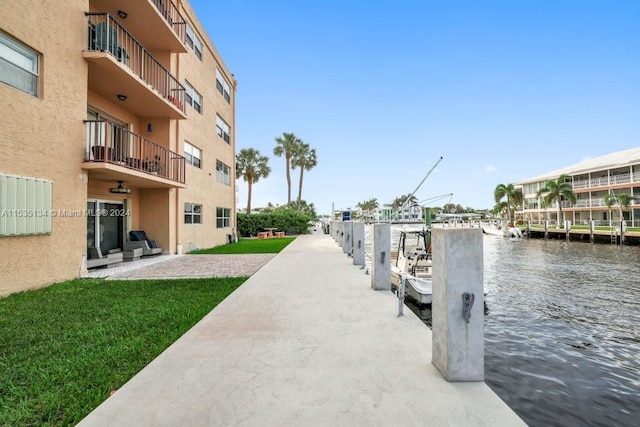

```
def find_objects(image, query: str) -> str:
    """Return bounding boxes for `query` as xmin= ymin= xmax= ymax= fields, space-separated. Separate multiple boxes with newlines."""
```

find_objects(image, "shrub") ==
xmin=237 ymin=210 xmax=315 ymax=237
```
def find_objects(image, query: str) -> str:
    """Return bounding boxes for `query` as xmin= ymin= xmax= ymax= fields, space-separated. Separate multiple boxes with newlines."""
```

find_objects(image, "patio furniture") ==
xmin=123 ymin=247 xmax=143 ymax=262
xmin=87 ymin=247 xmax=123 ymax=269
xmin=125 ymin=230 xmax=163 ymax=256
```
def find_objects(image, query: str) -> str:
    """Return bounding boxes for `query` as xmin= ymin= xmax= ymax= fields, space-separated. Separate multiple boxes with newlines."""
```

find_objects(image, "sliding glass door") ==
xmin=87 ymin=200 xmax=125 ymax=258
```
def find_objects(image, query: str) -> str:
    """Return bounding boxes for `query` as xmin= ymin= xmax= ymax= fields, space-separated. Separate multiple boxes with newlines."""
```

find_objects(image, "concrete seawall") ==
xmin=78 ymin=232 xmax=525 ymax=426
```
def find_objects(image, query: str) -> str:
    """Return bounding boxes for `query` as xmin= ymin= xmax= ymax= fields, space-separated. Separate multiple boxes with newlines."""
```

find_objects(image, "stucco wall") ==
xmin=176 ymin=4 xmax=237 ymax=251
xmin=0 ymin=1 xmax=88 ymax=296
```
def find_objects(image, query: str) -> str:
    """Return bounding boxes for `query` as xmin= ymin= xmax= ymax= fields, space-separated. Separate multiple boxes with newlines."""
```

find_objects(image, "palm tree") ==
xmin=494 ymin=183 xmax=523 ymax=225
xmin=392 ymin=194 xmax=418 ymax=210
xmin=291 ymin=142 xmax=317 ymax=211
xmin=604 ymin=192 xmax=635 ymax=226
xmin=236 ymin=148 xmax=271 ymax=214
xmin=492 ymin=201 xmax=508 ymax=218
xmin=535 ymin=174 xmax=576 ymax=227
xmin=273 ymin=132 xmax=303 ymax=206
xmin=356 ymin=198 xmax=379 ymax=221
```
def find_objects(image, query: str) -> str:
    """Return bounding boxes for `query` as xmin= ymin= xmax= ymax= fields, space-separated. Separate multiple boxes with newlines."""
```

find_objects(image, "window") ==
xmin=216 ymin=115 xmax=230 ymax=143
xmin=0 ymin=31 xmax=39 ymax=96
xmin=216 ymin=69 xmax=231 ymax=103
xmin=216 ymin=160 xmax=231 ymax=185
xmin=184 ymin=81 xmax=202 ymax=113
xmin=185 ymin=23 xmax=203 ymax=60
xmin=216 ymin=207 xmax=231 ymax=228
xmin=184 ymin=141 xmax=201 ymax=168
xmin=184 ymin=203 xmax=202 ymax=224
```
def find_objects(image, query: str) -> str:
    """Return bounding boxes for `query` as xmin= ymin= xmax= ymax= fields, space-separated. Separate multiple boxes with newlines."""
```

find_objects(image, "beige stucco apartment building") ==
xmin=516 ymin=147 xmax=640 ymax=227
xmin=0 ymin=0 xmax=236 ymax=296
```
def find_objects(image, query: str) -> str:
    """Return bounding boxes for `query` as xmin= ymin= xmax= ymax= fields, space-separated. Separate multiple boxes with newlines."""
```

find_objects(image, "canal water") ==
xmin=393 ymin=226 xmax=640 ymax=426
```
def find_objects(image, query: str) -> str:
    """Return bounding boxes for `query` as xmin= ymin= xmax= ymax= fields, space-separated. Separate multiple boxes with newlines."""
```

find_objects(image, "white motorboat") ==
xmin=481 ymin=223 xmax=523 ymax=238
xmin=391 ymin=229 xmax=433 ymax=305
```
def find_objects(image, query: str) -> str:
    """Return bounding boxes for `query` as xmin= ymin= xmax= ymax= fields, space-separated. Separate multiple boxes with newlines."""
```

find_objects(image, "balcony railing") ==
xmin=85 ymin=120 xmax=185 ymax=184
xmin=573 ymin=173 xmax=633 ymax=190
xmin=85 ymin=13 xmax=185 ymax=113
xmin=152 ymin=0 xmax=186 ymax=44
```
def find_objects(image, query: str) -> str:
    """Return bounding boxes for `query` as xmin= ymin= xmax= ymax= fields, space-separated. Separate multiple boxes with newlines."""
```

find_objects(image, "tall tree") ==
xmin=273 ymin=132 xmax=302 ymax=206
xmin=494 ymin=183 xmax=523 ymax=224
xmin=356 ymin=198 xmax=379 ymax=220
xmin=236 ymin=148 xmax=271 ymax=214
xmin=492 ymin=201 xmax=508 ymax=218
xmin=392 ymin=193 xmax=418 ymax=210
xmin=535 ymin=174 xmax=576 ymax=226
xmin=604 ymin=192 xmax=635 ymax=225
xmin=291 ymin=142 xmax=317 ymax=211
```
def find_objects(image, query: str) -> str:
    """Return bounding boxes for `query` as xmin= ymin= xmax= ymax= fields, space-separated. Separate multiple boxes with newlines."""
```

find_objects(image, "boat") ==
xmin=391 ymin=229 xmax=433 ymax=305
xmin=481 ymin=222 xmax=523 ymax=238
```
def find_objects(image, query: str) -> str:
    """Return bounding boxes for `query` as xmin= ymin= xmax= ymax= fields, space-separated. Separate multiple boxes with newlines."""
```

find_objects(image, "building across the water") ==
xmin=0 ymin=0 xmax=236 ymax=296
xmin=515 ymin=147 xmax=640 ymax=228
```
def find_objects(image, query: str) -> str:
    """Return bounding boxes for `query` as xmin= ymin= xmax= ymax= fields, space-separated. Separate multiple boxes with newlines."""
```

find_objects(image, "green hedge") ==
xmin=237 ymin=211 xmax=315 ymax=237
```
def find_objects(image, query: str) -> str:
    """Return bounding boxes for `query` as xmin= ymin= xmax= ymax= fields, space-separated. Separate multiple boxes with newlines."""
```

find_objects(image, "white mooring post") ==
xmin=352 ymin=222 xmax=365 ymax=265
xmin=371 ymin=223 xmax=391 ymax=290
xmin=431 ymin=227 xmax=484 ymax=382
xmin=329 ymin=219 xmax=338 ymax=242
xmin=343 ymin=221 xmax=352 ymax=254
xmin=338 ymin=221 xmax=346 ymax=249
xmin=335 ymin=221 xmax=342 ymax=247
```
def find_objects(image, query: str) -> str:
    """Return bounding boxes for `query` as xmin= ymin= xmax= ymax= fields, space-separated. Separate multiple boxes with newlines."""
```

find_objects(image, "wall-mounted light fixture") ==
xmin=109 ymin=181 xmax=131 ymax=194
xmin=117 ymin=94 xmax=127 ymax=102
xmin=147 ymin=123 xmax=153 ymax=132
xmin=117 ymin=10 xmax=128 ymax=19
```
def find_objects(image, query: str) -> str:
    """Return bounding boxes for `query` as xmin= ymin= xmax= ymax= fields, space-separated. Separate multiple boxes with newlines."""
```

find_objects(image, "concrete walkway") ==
xmin=78 ymin=233 xmax=525 ymax=426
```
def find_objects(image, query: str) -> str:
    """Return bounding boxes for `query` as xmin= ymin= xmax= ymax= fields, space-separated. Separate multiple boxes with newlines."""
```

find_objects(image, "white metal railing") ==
xmin=573 ymin=179 xmax=589 ymax=189
xmin=611 ymin=173 xmax=631 ymax=185
xmin=590 ymin=176 xmax=609 ymax=187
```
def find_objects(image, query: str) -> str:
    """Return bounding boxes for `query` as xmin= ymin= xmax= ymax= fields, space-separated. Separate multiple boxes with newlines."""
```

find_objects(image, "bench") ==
xmin=275 ymin=231 xmax=285 ymax=238
xmin=257 ymin=232 xmax=269 ymax=239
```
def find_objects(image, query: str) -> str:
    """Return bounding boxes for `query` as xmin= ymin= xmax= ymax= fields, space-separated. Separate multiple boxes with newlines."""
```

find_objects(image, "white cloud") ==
xmin=484 ymin=165 xmax=497 ymax=173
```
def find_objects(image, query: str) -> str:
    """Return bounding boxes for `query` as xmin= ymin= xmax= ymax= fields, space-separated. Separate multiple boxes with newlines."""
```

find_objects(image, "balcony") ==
xmin=84 ymin=13 xmax=186 ymax=120
xmin=90 ymin=0 xmax=187 ymax=53
xmin=83 ymin=120 xmax=186 ymax=188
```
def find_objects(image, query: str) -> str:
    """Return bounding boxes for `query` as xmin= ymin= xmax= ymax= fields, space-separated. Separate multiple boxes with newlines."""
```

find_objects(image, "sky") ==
xmin=189 ymin=0 xmax=640 ymax=215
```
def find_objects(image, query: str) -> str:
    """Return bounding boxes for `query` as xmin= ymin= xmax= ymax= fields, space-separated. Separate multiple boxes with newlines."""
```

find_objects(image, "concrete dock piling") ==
xmin=431 ymin=227 xmax=484 ymax=382
xmin=352 ymin=222 xmax=365 ymax=265
xmin=371 ymin=223 xmax=391 ymax=290
xmin=342 ymin=221 xmax=352 ymax=255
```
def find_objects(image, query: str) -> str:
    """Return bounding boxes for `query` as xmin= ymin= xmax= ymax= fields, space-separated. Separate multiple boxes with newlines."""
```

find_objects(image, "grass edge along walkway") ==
xmin=0 ymin=277 xmax=247 ymax=426
xmin=189 ymin=236 xmax=296 ymax=254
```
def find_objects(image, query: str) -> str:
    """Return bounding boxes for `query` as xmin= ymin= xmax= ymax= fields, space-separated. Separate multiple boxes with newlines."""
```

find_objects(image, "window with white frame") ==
xmin=215 ymin=69 xmax=231 ymax=104
xmin=184 ymin=81 xmax=202 ymax=113
xmin=0 ymin=31 xmax=39 ymax=97
xmin=184 ymin=203 xmax=202 ymax=224
xmin=216 ymin=160 xmax=231 ymax=185
xmin=185 ymin=23 xmax=203 ymax=60
xmin=184 ymin=141 xmax=201 ymax=168
xmin=216 ymin=207 xmax=231 ymax=228
xmin=216 ymin=115 xmax=230 ymax=143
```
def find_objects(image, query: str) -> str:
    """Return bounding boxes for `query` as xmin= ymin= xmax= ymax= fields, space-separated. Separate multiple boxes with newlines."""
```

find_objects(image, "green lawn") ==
xmin=0 ymin=277 xmax=247 ymax=426
xmin=189 ymin=237 xmax=296 ymax=254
